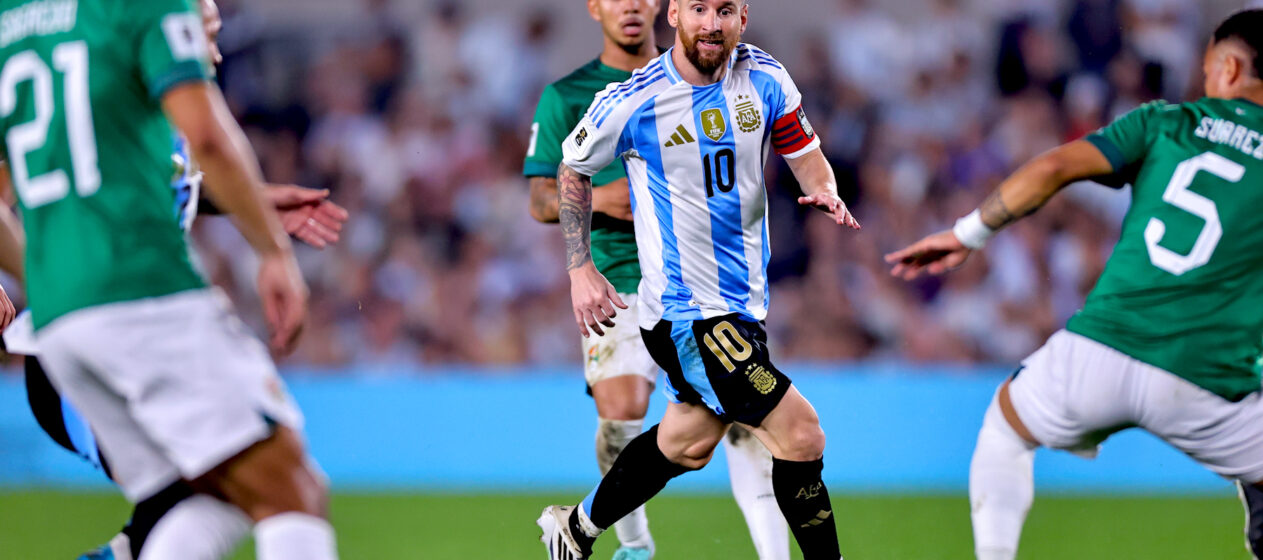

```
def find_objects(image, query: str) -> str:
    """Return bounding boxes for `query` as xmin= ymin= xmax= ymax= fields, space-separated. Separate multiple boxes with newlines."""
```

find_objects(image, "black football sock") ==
xmin=571 ymin=425 xmax=693 ymax=549
xmin=1240 ymin=481 xmax=1263 ymax=559
xmin=773 ymin=457 xmax=841 ymax=560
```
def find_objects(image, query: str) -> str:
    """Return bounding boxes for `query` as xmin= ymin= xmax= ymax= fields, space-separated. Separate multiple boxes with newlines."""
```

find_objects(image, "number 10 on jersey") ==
xmin=703 ymin=148 xmax=735 ymax=198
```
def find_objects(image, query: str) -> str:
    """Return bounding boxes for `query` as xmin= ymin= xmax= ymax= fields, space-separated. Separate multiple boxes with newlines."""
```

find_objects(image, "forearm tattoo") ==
xmin=979 ymin=190 xmax=1022 ymax=230
xmin=558 ymin=164 xmax=593 ymax=271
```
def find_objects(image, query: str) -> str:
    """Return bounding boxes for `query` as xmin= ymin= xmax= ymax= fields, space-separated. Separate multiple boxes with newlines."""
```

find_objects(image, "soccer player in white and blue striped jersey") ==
xmin=537 ymin=1 xmax=858 ymax=559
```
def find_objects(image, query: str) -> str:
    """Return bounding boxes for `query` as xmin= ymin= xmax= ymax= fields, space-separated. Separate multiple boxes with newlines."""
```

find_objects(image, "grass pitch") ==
xmin=0 ymin=491 xmax=1247 ymax=559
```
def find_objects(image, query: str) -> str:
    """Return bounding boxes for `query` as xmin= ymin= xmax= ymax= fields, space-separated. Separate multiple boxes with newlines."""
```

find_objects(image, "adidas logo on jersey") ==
xmin=663 ymin=125 xmax=696 ymax=147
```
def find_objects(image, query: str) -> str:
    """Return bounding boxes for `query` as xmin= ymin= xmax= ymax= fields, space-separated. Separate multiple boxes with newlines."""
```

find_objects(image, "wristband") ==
xmin=952 ymin=209 xmax=994 ymax=250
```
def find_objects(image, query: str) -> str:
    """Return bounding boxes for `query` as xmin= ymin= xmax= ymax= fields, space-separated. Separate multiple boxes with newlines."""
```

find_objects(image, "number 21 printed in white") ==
xmin=0 ymin=41 xmax=100 ymax=208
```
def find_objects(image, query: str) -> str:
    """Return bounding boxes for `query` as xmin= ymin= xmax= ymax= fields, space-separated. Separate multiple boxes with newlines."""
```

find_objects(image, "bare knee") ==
xmin=657 ymin=432 xmax=721 ymax=470
xmin=591 ymin=377 xmax=652 ymax=421
xmin=779 ymin=421 xmax=826 ymax=462
xmin=199 ymin=427 xmax=328 ymax=521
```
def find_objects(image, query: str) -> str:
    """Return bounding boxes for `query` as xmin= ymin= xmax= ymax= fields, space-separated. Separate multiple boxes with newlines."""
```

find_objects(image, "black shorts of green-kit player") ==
xmin=641 ymin=314 xmax=791 ymax=426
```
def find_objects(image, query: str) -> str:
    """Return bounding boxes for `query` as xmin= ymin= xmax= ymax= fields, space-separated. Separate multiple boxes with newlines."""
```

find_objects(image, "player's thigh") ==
xmin=36 ymin=316 xmax=180 ymax=501
xmin=658 ymin=400 xmax=729 ymax=464
xmin=742 ymin=385 xmax=824 ymax=461
xmin=1144 ymin=378 xmax=1263 ymax=483
xmin=1005 ymin=330 xmax=1135 ymax=456
xmin=590 ymin=375 xmax=653 ymax=420
xmin=586 ymin=298 xmax=657 ymax=419
xmin=641 ymin=315 xmax=790 ymax=427
xmin=197 ymin=425 xmax=327 ymax=520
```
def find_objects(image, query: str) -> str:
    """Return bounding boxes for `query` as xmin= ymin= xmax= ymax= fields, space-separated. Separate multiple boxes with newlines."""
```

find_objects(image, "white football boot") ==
xmin=538 ymin=505 xmax=591 ymax=560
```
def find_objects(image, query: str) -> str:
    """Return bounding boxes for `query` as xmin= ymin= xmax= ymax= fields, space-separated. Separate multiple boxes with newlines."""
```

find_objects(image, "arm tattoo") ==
xmin=529 ymin=177 xmax=560 ymax=223
xmin=558 ymin=163 xmax=593 ymax=271
xmin=979 ymin=190 xmax=1022 ymax=229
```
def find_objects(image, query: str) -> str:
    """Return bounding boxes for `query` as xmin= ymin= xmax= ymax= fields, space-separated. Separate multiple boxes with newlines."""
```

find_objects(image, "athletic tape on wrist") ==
xmin=952 ymin=209 xmax=994 ymax=250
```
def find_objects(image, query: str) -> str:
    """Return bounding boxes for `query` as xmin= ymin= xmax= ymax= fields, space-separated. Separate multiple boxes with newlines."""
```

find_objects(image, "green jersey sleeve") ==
xmin=1087 ymin=101 xmax=1173 ymax=171
xmin=523 ymin=85 xmax=572 ymax=178
xmin=131 ymin=0 xmax=214 ymax=99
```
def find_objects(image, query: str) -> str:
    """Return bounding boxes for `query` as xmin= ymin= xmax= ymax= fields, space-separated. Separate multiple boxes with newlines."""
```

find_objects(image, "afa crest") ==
xmin=735 ymin=95 xmax=761 ymax=133
xmin=700 ymin=108 xmax=726 ymax=141
xmin=745 ymin=364 xmax=777 ymax=395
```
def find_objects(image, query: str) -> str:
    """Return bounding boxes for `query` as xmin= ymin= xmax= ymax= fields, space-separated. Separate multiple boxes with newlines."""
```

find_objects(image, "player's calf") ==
xmin=198 ymin=426 xmax=336 ymax=560
xmin=750 ymin=388 xmax=839 ymax=560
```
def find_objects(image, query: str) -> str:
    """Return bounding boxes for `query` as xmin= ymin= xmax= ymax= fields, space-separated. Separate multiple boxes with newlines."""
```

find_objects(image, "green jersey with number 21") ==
xmin=1071 ymin=98 xmax=1263 ymax=401
xmin=0 ymin=0 xmax=213 ymax=329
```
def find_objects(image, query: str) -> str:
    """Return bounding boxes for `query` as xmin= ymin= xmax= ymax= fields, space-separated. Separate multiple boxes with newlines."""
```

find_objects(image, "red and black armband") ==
xmin=771 ymin=105 xmax=817 ymax=156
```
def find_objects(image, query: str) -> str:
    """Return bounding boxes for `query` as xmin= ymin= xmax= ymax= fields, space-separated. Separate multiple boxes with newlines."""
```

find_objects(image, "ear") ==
xmin=739 ymin=2 xmax=748 ymax=34
xmin=1226 ymin=52 xmax=1247 ymax=87
xmin=667 ymin=0 xmax=679 ymax=28
xmin=587 ymin=0 xmax=600 ymax=23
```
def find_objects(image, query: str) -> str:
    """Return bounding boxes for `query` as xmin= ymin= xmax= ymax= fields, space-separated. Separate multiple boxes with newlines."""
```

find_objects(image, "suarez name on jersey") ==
xmin=1071 ymin=98 xmax=1263 ymax=401
xmin=562 ymin=44 xmax=819 ymax=330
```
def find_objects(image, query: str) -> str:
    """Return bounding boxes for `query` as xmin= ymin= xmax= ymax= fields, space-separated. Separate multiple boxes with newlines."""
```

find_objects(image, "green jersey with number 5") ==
xmin=0 ymin=0 xmax=213 ymax=329
xmin=1070 ymin=98 xmax=1263 ymax=401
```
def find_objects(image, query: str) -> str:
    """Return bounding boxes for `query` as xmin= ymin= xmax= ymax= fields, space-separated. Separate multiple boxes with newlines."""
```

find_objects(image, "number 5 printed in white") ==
xmin=1145 ymin=152 xmax=1244 ymax=276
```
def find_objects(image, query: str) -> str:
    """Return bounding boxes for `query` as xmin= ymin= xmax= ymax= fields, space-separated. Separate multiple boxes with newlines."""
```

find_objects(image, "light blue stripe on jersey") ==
xmin=691 ymin=85 xmax=751 ymax=315
xmin=590 ymin=59 xmax=662 ymax=120
xmin=670 ymin=320 xmax=724 ymax=416
xmin=61 ymin=395 xmax=102 ymax=470
xmin=750 ymin=69 xmax=787 ymax=124
xmin=593 ymin=62 xmax=665 ymax=127
xmin=662 ymin=50 xmax=682 ymax=84
xmin=635 ymin=97 xmax=700 ymax=318
xmin=745 ymin=45 xmax=783 ymax=69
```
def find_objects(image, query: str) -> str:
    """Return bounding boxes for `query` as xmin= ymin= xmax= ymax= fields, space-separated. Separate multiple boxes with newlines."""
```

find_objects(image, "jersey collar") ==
xmin=661 ymin=46 xmax=738 ymax=87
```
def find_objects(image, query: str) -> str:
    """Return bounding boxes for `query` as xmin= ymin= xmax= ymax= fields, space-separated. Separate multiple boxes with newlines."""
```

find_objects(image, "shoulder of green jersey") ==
xmin=161 ymin=12 xmax=210 ymax=62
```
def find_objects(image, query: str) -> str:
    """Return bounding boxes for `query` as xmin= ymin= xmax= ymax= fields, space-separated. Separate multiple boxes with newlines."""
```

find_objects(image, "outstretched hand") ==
xmin=798 ymin=193 xmax=861 ymax=229
xmin=884 ymin=230 xmax=973 ymax=280
xmin=265 ymin=185 xmax=349 ymax=249
xmin=569 ymin=263 xmax=629 ymax=338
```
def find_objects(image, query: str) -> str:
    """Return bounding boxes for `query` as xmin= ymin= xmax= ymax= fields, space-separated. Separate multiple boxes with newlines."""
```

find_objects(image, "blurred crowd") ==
xmin=184 ymin=0 xmax=1233 ymax=370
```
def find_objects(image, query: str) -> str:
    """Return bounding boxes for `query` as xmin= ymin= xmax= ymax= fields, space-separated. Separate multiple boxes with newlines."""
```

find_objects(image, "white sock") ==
xmin=723 ymin=425 xmax=790 ymax=560
xmin=138 ymin=494 xmax=251 ymax=560
xmin=596 ymin=417 xmax=653 ymax=550
xmin=255 ymin=512 xmax=338 ymax=560
xmin=970 ymin=396 xmax=1037 ymax=560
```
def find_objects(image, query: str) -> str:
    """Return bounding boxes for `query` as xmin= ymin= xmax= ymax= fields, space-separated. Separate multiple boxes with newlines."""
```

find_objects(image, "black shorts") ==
xmin=641 ymin=314 xmax=791 ymax=426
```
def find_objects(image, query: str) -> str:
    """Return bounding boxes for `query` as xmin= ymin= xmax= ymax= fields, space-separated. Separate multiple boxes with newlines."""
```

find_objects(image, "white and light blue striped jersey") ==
xmin=562 ymin=44 xmax=820 ymax=329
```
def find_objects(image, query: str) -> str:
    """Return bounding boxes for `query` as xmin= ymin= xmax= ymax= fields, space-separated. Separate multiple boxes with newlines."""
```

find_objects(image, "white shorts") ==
xmin=581 ymin=293 xmax=658 ymax=388
xmin=36 ymin=289 xmax=304 ymax=501
xmin=1009 ymin=329 xmax=1263 ymax=482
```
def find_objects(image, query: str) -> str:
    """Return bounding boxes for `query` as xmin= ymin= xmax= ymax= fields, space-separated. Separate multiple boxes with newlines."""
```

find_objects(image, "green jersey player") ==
xmin=524 ymin=1 xmax=786 ymax=558
xmin=0 ymin=0 xmax=337 ymax=559
xmin=886 ymin=10 xmax=1263 ymax=560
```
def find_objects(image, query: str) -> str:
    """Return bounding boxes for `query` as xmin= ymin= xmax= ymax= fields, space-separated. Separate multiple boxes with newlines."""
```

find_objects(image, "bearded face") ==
xmin=672 ymin=0 xmax=744 ymax=76
xmin=679 ymin=24 xmax=738 ymax=74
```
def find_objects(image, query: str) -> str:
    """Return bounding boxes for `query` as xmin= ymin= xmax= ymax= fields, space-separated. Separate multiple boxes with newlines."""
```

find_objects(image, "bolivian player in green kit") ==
xmin=523 ymin=1 xmax=786 ymax=559
xmin=0 ymin=0 xmax=337 ymax=558
xmin=886 ymin=10 xmax=1263 ymax=560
